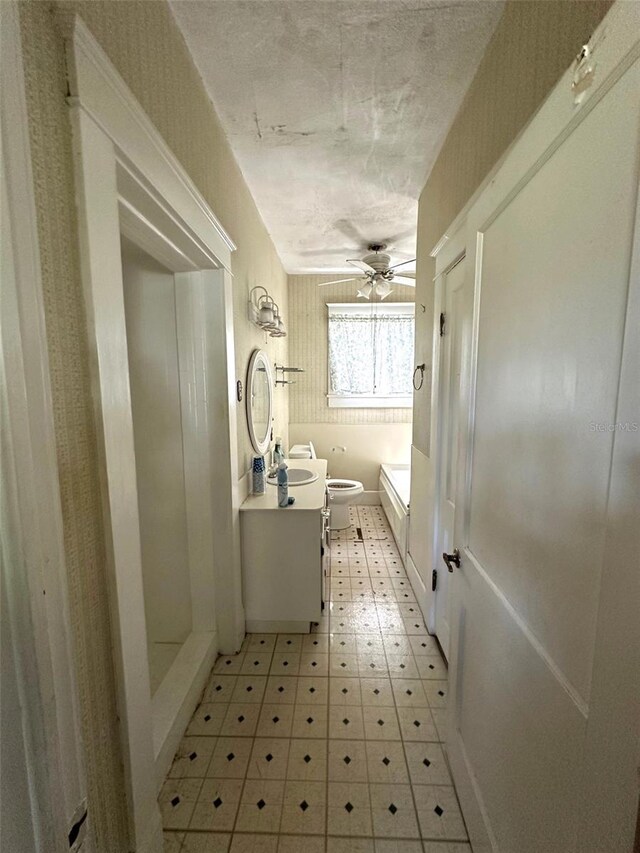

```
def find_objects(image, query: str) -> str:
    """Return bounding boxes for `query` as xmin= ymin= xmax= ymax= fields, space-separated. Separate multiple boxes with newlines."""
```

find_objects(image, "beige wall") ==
xmin=288 ymin=274 xmax=413 ymax=425
xmin=288 ymin=274 xmax=413 ymax=490
xmin=18 ymin=1 xmax=288 ymax=846
xmin=59 ymin=0 xmax=289 ymax=475
xmin=289 ymin=424 xmax=412 ymax=492
xmin=413 ymin=0 xmax=612 ymax=458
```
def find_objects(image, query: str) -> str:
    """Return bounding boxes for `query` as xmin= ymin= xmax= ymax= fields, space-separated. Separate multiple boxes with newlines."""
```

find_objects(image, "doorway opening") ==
xmin=121 ymin=239 xmax=195 ymax=695
xmin=432 ymin=251 xmax=467 ymax=661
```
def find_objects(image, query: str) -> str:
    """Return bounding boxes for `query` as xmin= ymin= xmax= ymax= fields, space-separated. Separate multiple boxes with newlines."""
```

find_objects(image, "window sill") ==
xmin=327 ymin=395 xmax=413 ymax=409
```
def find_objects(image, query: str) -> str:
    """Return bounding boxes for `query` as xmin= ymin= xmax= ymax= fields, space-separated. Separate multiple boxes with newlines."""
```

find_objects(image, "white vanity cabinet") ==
xmin=240 ymin=458 xmax=329 ymax=633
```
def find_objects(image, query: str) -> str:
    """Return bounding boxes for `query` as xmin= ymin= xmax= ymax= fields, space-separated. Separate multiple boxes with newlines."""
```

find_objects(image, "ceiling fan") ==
xmin=317 ymin=243 xmax=416 ymax=300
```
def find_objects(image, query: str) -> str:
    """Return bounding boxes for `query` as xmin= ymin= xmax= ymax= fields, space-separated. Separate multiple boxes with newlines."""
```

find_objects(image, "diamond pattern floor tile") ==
xmin=160 ymin=505 xmax=464 ymax=849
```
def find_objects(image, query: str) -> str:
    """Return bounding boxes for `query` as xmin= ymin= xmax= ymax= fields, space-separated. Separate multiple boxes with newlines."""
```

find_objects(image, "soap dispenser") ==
xmin=277 ymin=461 xmax=289 ymax=507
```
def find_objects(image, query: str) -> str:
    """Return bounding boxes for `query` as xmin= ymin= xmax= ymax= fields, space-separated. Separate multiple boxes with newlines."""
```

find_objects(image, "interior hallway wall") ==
xmin=289 ymin=274 xmax=413 ymax=492
xmin=408 ymin=0 xmax=612 ymax=597
xmin=17 ymin=1 xmax=289 ymax=846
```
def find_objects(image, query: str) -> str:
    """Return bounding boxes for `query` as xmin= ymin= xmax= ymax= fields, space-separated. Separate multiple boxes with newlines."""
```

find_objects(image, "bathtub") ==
xmin=379 ymin=463 xmax=410 ymax=563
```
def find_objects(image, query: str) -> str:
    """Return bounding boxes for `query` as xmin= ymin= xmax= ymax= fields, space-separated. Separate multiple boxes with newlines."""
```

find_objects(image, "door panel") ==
xmin=447 ymin=23 xmax=640 ymax=853
xmin=445 ymin=284 xmax=463 ymax=506
xmin=467 ymin=80 xmax=638 ymax=700
xmin=454 ymin=565 xmax=585 ymax=852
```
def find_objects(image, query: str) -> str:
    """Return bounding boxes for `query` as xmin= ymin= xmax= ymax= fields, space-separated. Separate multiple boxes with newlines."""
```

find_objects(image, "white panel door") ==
xmin=433 ymin=254 xmax=467 ymax=658
xmin=445 ymin=10 xmax=640 ymax=852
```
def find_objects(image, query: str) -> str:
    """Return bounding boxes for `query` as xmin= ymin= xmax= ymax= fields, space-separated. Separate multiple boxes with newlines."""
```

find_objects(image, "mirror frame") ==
xmin=246 ymin=348 xmax=273 ymax=455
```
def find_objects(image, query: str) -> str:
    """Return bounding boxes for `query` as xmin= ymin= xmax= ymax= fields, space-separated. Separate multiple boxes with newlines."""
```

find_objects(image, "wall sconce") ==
xmin=248 ymin=286 xmax=287 ymax=337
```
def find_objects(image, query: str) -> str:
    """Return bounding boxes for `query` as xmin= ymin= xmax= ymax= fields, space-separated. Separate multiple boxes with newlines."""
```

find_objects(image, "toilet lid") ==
xmin=327 ymin=478 xmax=362 ymax=490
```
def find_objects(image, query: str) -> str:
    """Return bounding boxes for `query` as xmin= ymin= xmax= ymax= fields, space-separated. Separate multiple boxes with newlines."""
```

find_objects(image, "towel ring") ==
xmin=413 ymin=363 xmax=425 ymax=391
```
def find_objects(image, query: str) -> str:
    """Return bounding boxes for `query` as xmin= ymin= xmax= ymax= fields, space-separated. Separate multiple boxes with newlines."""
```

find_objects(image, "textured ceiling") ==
xmin=171 ymin=0 xmax=503 ymax=273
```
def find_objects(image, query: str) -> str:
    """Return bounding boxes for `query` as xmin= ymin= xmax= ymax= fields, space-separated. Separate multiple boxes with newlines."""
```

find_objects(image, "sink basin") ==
xmin=267 ymin=468 xmax=319 ymax=486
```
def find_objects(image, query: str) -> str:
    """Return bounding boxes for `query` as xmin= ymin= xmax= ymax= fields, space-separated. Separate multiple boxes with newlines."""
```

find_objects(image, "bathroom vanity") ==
xmin=240 ymin=458 xmax=329 ymax=633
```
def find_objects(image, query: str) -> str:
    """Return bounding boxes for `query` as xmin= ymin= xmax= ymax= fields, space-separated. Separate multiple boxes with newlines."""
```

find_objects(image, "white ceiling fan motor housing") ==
xmin=362 ymin=251 xmax=391 ymax=273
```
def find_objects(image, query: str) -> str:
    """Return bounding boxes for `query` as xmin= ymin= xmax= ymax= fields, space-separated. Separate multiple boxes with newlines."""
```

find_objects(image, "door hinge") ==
xmin=431 ymin=569 xmax=438 ymax=591
xmin=439 ymin=312 xmax=446 ymax=336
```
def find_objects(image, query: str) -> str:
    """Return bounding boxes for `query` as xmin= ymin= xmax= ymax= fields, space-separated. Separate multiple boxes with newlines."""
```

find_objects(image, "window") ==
xmin=327 ymin=302 xmax=415 ymax=407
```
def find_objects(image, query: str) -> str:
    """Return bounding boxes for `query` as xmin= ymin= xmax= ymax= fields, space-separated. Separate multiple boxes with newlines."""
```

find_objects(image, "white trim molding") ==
xmin=1 ymin=3 xmax=89 ymax=850
xmin=64 ymin=14 xmax=243 ymax=851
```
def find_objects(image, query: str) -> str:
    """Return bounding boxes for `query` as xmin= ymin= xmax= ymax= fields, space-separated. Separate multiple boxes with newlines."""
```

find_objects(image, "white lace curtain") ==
xmin=328 ymin=309 xmax=414 ymax=397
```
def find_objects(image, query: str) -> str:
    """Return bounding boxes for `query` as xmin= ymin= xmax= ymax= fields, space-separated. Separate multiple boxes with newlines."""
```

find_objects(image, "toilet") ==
xmin=325 ymin=478 xmax=364 ymax=529
xmin=289 ymin=442 xmax=364 ymax=530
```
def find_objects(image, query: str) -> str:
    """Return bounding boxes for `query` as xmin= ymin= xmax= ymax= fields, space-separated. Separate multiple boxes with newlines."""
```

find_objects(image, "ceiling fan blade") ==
xmin=317 ymin=278 xmax=358 ymax=287
xmin=388 ymin=258 xmax=417 ymax=270
xmin=347 ymin=259 xmax=376 ymax=274
xmin=391 ymin=275 xmax=416 ymax=286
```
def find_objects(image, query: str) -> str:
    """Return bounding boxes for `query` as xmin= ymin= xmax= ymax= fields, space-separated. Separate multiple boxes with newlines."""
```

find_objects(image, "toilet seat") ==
xmin=327 ymin=478 xmax=361 ymax=492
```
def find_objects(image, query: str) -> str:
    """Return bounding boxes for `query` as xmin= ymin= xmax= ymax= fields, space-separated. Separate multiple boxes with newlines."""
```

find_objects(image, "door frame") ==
xmin=430 ymin=226 xmax=466 ymax=655
xmin=65 ymin=15 xmax=243 ymax=850
xmin=1 ymin=3 xmax=89 ymax=849
xmin=433 ymin=3 xmax=640 ymax=849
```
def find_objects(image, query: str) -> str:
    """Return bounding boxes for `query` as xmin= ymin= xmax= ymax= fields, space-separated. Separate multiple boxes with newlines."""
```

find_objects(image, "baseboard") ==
xmin=152 ymin=630 xmax=217 ymax=790
xmin=137 ymin=806 xmax=163 ymax=853
xmin=246 ymin=619 xmax=315 ymax=633
xmin=448 ymin=727 xmax=495 ymax=852
xmin=355 ymin=490 xmax=382 ymax=506
xmin=406 ymin=552 xmax=430 ymax=629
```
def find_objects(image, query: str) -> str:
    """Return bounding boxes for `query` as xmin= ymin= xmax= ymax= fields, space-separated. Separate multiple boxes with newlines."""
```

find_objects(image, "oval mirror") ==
xmin=246 ymin=349 xmax=273 ymax=455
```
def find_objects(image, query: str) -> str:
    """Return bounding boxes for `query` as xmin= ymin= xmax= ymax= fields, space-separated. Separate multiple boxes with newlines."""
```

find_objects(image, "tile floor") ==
xmin=161 ymin=505 xmax=469 ymax=853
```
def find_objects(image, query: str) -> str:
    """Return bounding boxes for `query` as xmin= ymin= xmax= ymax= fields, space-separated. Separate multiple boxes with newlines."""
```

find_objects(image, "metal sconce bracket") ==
xmin=274 ymin=364 xmax=305 ymax=387
xmin=248 ymin=285 xmax=287 ymax=337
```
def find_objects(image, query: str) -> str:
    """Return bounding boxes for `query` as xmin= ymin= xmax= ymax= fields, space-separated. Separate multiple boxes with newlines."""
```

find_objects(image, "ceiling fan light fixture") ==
xmin=315 ymin=244 xmax=416 ymax=297
xmin=376 ymin=280 xmax=392 ymax=299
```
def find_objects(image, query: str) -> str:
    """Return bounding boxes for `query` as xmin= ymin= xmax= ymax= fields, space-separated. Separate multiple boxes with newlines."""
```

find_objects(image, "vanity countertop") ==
xmin=240 ymin=458 xmax=328 ymax=512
